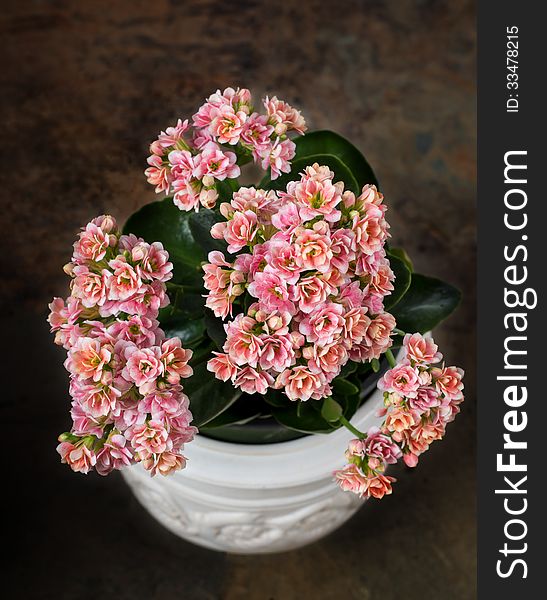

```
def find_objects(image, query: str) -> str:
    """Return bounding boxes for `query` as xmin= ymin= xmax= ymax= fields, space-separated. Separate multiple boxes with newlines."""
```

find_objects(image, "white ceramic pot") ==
xmin=122 ymin=384 xmax=385 ymax=554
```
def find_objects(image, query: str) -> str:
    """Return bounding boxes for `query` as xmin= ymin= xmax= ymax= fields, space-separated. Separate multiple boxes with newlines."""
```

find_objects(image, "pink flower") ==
xmin=290 ymin=274 xmax=332 ymax=314
xmin=345 ymin=438 xmax=367 ymax=459
xmin=350 ymin=312 xmax=395 ymax=362
xmin=263 ymin=96 xmax=307 ymax=135
xmin=258 ymin=334 xmax=295 ymax=372
xmin=260 ymin=138 xmax=295 ymax=179
xmin=122 ymin=346 xmax=163 ymax=391
xmin=71 ymin=379 xmax=121 ymax=418
xmin=351 ymin=203 xmax=388 ymax=255
xmin=160 ymin=338 xmax=193 ymax=383
xmin=132 ymin=241 xmax=172 ymax=281
xmin=264 ymin=240 xmax=302 ymax=284
xmin=224 ymin=315 xmax=263 ymax=367
xmin=66 ymin=337 xmax=113 ymax=382
xmin=172 ymin=178 xmax=201 ymax=211
xmin=379 ymin=364 xmax=421 ymax=398
xmin=71 ymin=266 xmax=110 ymax=308
xmin=363 ymin=473 xmax=395 ymax=499
xmin=234 ymin=366 xmax=273 ymax=394
xmin=57 ymin=441 xmax=97 ymax=474
xmin=96 ymin=434 xmax=134 ymax=476
xmin=304 ymin=341 xmax=348 ymax=376
xmin=205 ymin=289 xmax=233 ymax=319
xmin=286 ymin=169 xmax=342 ymax=222
xmin=408 ymin=386 xmax=440 ymax=413
xmin=193 ymin=142 xmax=240 ymax=181
xmin=331 ymin=229 xmax=356 ymax=273
xmin=224 ymin=210 xmax=259 ymax=253
xmin=298 ymin=302 xmax=344 ymax=345
xmin=138 ymin=388 xmax=185 ymax=420
xmin=207 ymin=352 xmax=239 ymax=381
xmin=342 ymin=307 xmax=371 ymax=347
xmin=70 ymin=402 xmax=104 ymax=437
xmin=363 ymin=427 xmax=402 ymax=464
xmin=107 ymin=258 xmax=142 ymax=301
xmin=128 ymin=420 xmax=170 ymax=459
xmin=247 ymin=271 xmax=294 ymax=313
xmin=403 ymin=333 xmax=442 ymax=365
xmin=271 ymin=202 xmax=301 ymax=233
xmin=142 ymin=450 xmax=186 ymax=476
xmin=209 ymin=104 xmax=248 ymax=145
xmin=383 ymin=407 xmax=417 ymax=435
xmin=240 ymin=113 xmax=274 ymax=159
xmin=73 ymin=221 xmax=117 ymax=264
xmin=230 ymin=186 xmax=279 ymax=214
xmin=294 ymin=223 xmax=333 ymax=273
xmin=145 ymin=154 xmax=171 ymax=194
xmin=275 ymin=365 xmax=326 ymax=401
xmin=48 ymin=296 xmax=83 ymax=349
xmin=403 ymin=452 xmax=419 ymax=467
xmin=107 ymin=315 xmax=161 ymax=347
xmin=432 ymin=366 xmax=465 ymax=402
xmin=157 ymin=119 xmax=189 ymax=148
xmin=338 ymin=281 xmax=364 ymax=309
xmin=334 ymin=463 xmax=368 ymax=497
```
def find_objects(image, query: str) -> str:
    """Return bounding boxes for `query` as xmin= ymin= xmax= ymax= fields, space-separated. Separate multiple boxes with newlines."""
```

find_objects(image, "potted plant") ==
xmin=49 ymin=88 xmax=464 ymax=553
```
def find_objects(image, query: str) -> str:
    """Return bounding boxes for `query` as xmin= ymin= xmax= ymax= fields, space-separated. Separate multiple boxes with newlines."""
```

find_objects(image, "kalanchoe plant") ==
xmin=49 ymin=87 xmax=464 ymax=500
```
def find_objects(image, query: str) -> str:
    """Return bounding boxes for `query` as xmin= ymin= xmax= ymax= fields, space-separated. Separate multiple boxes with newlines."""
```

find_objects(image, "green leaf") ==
xmin=184 ymin=362 xmax=242 ymax=427
xmin=188 ymin=209 xmax=227 ymax=255
xmin=159 ymin=313 xmax=206 ymax=347
xmin=200 ymin=393 xmax=263 ymax=429
xmin=332 ymin=377 xmax=360 ymax=397
xmin=271 ymin=401 xmax=336 ymax=434
xmin=388 ymin=246 xmax=414 ymax=272
xmin=204 ymin=310 xmax=227 ymax=350
xmin=259 ymin=130 xmax=379 ymax=194
xmin=123 ymin=197 xmax=204 ymax=286
xmin=321 ymin=397 xmax=343 ymax=422
xmin=391 ymin=273 xmax=461 ymax=333
xmin=384 ymin=253 xmax=412 ymax=310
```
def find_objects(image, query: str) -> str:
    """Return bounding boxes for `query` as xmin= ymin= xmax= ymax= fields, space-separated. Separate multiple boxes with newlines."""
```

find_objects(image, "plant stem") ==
xmin=338 ymin=415 xmax=365 ymax=439
xmin=385 ymin=348 xmax=397 ymax=368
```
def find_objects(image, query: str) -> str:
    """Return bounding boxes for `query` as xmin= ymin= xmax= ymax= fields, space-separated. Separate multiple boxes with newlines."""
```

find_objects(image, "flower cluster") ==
xmin=334 ymin=333 xmax=464 ymax=499
xmin=48 ymin=216 xmax=196 ymax=476
xmin=204 ymin=164 xmax=397 ymax=401
xmin=145 ymin=87 xmax=306 ymax=211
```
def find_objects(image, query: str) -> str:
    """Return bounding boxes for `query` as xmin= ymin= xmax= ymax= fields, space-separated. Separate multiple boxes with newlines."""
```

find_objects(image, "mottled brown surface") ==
xmin=3 ymin=1 xmax=476 ymax=598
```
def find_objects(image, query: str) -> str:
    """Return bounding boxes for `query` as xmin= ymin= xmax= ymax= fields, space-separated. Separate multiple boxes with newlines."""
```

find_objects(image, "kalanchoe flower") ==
xmin=48 ymin=215 xmax=195 ymax=477
xmin=334 ymin=335 xmax=464 ymax=500
xmin=203 ymin=165 xmax=396 ymax=402
xmin=145 ymin=88 xmax=305 ymax=210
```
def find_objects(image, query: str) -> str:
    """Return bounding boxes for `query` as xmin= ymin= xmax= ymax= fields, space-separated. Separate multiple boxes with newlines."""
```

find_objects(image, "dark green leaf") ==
xmin=188 ymin=209 xmax=227 ymax=255
xmin=391 ymin=273 xmax=461 ymax=333
xmin=259 ymin=130 xmax=379 ymax=194
xmin=204 ymin=310 xmax=227 ymax=350
xmin=388 ymin=246 xmax=414 ymax=272
xmin=200 ymin=393 xmax=263 ymax=429
xmin=339 ymin=361 xmax=358 ymax=378
xmin=123 ymin=197 xmax=204 ymax=286
xmin=158 ymin=314 xmax=206 ymax=347
xmin=384 ymin=253 xmax=412 ymax=310
xmin=184 ymin=362 xmax=242 ymax=427
xmin=271 ymin=400 xmax=336 ymax=434
xmin=321 ymin=397 xmax=343 ymax=422
xmin=332 ymin=377 xmax=360 ymax=396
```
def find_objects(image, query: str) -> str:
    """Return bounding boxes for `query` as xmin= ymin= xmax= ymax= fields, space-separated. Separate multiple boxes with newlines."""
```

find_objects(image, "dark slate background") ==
xmin=2 ymin=1 xmax=476 ymax=598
